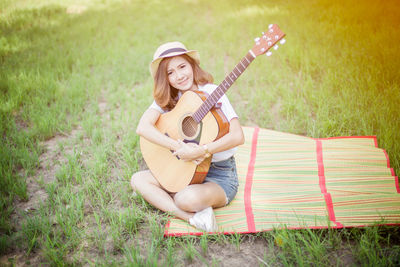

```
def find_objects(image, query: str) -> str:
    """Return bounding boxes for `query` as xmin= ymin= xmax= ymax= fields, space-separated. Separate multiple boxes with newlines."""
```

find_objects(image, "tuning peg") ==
xmin=274 ymin=44 xmax=279 ymax=50
xmin=268 ymin=24 xmax=273 ymax=29
xmin=266 ymin=51 xmax=272 ymax=56
xmin=254 ymin=37 xmax=260 ymax=42
xmin=280 ymin=38 xmax=286 ymax=44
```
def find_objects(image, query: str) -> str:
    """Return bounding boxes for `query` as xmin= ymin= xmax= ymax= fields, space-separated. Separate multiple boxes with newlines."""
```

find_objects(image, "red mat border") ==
xmin=244 ymin=127 xmax=259 ymax=232
xmin=316 ymin=139 xmax=344 ymax=227
xmin=164 ymin=129 xmax=398 ymax=236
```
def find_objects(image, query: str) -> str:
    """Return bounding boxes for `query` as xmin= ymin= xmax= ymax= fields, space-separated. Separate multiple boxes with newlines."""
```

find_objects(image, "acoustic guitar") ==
xmin=140 ymin=24 xmax=286 ymax=192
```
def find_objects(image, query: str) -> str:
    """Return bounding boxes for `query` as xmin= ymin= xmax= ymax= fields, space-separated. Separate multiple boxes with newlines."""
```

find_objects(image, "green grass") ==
xmin=1 ymin=0 xmax=400 ymax=265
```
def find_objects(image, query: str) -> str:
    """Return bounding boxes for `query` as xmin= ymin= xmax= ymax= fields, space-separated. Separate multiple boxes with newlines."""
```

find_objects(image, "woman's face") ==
xmin=166 ymin=56 xmax=197 ymax=91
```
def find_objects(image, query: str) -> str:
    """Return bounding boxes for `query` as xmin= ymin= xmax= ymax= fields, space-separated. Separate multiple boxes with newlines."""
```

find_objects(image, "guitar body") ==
xmin=140 ymin=90 xmax=230 ymax=193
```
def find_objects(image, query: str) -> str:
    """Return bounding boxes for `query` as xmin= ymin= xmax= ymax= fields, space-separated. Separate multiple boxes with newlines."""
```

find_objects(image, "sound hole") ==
xmin=181 ymin=116 xmax=199 ymax=139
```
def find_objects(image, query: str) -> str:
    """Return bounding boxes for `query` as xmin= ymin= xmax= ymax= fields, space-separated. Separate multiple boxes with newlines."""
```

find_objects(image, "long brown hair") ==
xmin=153 ymin=54 xmax=213 ymax=111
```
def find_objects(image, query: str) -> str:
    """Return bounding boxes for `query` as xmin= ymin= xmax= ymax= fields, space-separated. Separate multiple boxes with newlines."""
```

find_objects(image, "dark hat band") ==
xmin=159 ymin=47 xmax=187 ymax=57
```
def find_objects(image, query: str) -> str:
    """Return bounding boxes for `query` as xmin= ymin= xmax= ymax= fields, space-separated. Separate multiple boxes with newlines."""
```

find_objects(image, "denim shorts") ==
xmin=204 ymin=156 xmax=239 ymax=205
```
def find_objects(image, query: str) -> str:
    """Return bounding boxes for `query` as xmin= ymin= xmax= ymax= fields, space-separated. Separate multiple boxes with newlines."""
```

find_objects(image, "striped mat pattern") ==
xmin=165 ymin=127 xmax=400 ymax=236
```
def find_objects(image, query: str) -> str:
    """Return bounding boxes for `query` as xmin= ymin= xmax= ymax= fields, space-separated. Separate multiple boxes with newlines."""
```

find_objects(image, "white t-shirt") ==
xmin=149 ymin=83 xmax=238 ymax=162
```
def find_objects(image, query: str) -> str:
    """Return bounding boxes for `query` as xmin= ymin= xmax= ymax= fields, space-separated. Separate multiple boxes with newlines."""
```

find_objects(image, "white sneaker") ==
xmin=189 ymin=207 xmax=218 ymax=232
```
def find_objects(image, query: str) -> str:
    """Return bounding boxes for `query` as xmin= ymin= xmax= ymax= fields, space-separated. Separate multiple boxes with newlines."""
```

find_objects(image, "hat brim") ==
xmin=150 ymin=50 xmax=200 ymax=78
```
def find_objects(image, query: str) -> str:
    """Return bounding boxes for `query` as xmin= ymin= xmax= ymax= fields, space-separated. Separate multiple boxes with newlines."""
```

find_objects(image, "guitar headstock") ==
xmin=251 ymin=24 xmax=286 ymax=57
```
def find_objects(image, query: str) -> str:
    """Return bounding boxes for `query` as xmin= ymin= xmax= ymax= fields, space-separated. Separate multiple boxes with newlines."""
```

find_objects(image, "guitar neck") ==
xmin=192 ymin=51 xmax=255 ymax=123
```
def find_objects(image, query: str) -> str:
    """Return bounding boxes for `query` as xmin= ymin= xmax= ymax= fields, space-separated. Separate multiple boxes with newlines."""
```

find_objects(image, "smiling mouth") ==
xmin=178 ymin=79 xmax=188 ymax=85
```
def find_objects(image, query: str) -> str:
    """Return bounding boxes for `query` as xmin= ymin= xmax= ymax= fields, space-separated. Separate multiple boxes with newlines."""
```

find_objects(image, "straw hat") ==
xmin=149 ymin=41 xmax=200 ymax=78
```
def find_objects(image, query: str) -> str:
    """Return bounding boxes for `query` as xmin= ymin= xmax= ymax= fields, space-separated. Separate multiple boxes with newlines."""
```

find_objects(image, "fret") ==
xmin=200 ymin=109 xmax=206 ymax=118
xmin=227 ymin=75 xmax=234 ymax=84
xmin=202 ymin=104 xmax=209 ymax=114
xmin=196 ymin=110 xmax=202 ymax=121
xmin=233 ymin=67 xmax=241 ymax=76
xmin=199 ymin=105 xmax=206 ymax=115
xmin=223 ymin=80 xmax=230 ymax=89
xmin=192 ymin=113 xmax=199 ymax=122
xmin=211 ymin=94 xmax=218 ymax=103
xmin=203 ymin=106 xmax=209 ymax=115
xmin=237 ymin=63 xmax=244 ymax=72
xmin=219 ymin=86 xmax=227 ymax=97
xmin=240 ymin=61 xmax=246 ymax=69
xmin=207 ymin=100 xmax=216 ymax=109
xmin=193 ymin=113 xmax=199 ymax=123
xmin=244 ymin=56 xmax=251 ymax=64
xmin=212 ymin=92 xmax=221 ymax=103
xmin=194 ymin=52 xmax=255 ymax=122
xmin=214 ymin=90 xmax=220 ymax=100
xmin=204 ymin=99 xmax=211 ymax=108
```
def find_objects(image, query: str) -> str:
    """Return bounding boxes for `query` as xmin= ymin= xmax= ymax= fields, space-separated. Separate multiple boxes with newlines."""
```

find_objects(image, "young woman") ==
xmin=131 ymin=41 xmax=244 ymax=232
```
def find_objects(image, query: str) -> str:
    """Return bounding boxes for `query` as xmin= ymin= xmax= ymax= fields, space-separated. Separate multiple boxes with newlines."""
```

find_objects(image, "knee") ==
xmin=174 ymin=190 xmax=200 ymax=212
xmin=174 ymin=192 xmax=191 ymax=211
xmin=130 ymin=170 xmax=157 ymax=193
xmin=130 ymin=172 xmax=141 ymax=192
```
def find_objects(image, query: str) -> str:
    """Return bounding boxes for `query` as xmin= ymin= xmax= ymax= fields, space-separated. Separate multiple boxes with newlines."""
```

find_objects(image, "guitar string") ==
xmin=180 ymin=31 xmax=283 ymax=133
xmin=179 ymin=41 xmax=283 ymax=140
xmin=181 ymin=52 xmax=255 ymax=139
xmin=181 ymin=116 xmax=197 ymax=138
xmin=192 ymin=55 xmax=249 ymax=122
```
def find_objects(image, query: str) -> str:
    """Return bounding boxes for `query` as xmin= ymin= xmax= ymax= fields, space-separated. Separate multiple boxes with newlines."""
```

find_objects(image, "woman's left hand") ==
xmin=173 ymin=140 xmax=207 ymax=164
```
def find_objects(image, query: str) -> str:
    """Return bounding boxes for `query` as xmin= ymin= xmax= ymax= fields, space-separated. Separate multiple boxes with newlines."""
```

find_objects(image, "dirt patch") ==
xmin=4 ymin=126 xmax=86 ymax=266
xmin=0 ymin=253 xmax=41 ymax=267
xmin=204 ymin=237 xmax=273 ymax=266
xmin=13 ymin=130 xmax=77 ymax=219
xmin=270 ymin=97 xmax=282 ymax=127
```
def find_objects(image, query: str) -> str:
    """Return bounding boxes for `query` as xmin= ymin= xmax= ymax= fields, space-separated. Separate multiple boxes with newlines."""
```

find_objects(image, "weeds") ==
xmin=350 ymin=226 xmax=400 ymax=266
xmin=200 ymin=233 xmax=208 ymax=255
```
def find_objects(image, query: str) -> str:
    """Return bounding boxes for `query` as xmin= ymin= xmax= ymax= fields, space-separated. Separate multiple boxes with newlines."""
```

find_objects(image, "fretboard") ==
xmin=192 ymin=52 xmax=255 ymax=123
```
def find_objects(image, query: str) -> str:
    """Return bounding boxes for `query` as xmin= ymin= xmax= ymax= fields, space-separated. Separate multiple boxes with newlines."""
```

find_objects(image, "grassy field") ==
xmin=1 ymin=0 xmax=400 ymax=265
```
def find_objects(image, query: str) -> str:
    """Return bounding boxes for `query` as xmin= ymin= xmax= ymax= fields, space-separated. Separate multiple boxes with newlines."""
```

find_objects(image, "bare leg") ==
xmin=173 ymin=182 xmax=227 ymax=212
xmin=174 ymin=182 xmax=226 ymax=232
xmin=130 ymin=170 xmax=194 ymax=221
